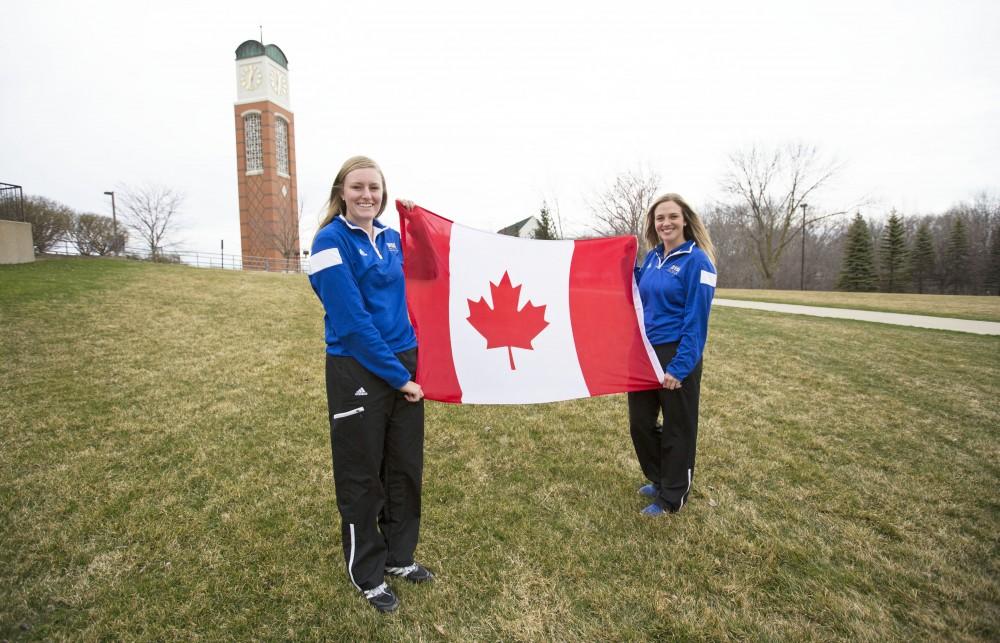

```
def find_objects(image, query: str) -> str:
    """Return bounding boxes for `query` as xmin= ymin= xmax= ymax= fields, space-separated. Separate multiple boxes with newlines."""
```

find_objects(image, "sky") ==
xmin=2 ymin=0 xmax=998 ymax=253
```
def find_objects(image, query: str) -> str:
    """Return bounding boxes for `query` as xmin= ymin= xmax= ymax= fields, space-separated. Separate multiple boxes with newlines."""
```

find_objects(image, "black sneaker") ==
xmin=385 ymin=562 xmax=434 ymax=583
xmin=362 ymin=582 xmax=399 ymax=613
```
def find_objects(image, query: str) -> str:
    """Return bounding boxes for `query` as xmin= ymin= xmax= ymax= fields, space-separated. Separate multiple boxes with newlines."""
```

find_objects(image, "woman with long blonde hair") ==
xmin=629 ymin=193 xmax=717 ymax=516
xmin=308 ymin=155 xmax=432 ymax=613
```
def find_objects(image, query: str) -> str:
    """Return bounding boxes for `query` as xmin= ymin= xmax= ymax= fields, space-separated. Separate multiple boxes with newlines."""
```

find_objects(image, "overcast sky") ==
xmin=2 ymin=0 xmax=998 ymax=253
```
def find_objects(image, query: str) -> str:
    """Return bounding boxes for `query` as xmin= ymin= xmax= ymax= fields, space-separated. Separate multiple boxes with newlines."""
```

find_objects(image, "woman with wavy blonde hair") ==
xmin=642 ymin=193 xmax=716 ymax=265
xmin=629 ymin=193 xmax=717 ymax=517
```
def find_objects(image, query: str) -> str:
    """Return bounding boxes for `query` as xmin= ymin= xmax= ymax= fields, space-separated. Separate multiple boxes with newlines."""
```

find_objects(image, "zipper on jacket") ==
xmin=367 ymin=235 xmax=383 ymax=260
xmin=340 ymin=216 xmax=386 ymax=260
xmin=657 ymin=241 xmax=696 ymax=269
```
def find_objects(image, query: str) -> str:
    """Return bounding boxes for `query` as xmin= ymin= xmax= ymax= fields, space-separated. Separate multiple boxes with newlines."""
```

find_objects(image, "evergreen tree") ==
xmin=879 ymin=210 xmax=908 ymax=292
xmin=987 ymin=225 xmax=1000 ymax=296
xmin=836 ymin=213 xmax=878 ymax=292
xmin=532 ymin=201 xmax=559 ymax=240
xmin=909 ymin=222 xmax=936 ymax=294
xmin=943 ymin=217 xmax=970 ymax=293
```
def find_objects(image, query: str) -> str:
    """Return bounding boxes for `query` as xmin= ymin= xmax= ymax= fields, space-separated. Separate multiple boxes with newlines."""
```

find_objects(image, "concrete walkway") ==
xmin=713 ymin=298 xmax=1000 ymax=336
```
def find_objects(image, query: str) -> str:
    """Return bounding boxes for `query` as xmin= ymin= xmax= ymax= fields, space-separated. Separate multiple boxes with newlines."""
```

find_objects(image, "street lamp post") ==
xmin=103 ymin=191 xmax=119 ymax=255
xmin=800 ymin=202 xmax=808 ymax=290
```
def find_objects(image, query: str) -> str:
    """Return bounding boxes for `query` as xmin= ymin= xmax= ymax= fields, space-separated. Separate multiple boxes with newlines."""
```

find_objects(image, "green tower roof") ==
xmin=235 ymin=40 xmax=288 ymax=69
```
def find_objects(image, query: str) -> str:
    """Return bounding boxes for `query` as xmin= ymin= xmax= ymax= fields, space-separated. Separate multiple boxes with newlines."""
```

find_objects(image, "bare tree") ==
xmin=798 ymin=217 xmax=848 ymax=290
xmin=546 ymin=196 xmax=567 ymax=240
xmin=720 ymin=143 xmax=849 ymax=288
xmin=72 ymin=213 xmax=127 ymax=256
xmin=589 ymin=168 xmax=660 ymax=256
xmin=242 ymin=195 xmax=302 ymax=270
xmin=118 ymin=184 xmax=183 ymax=259
xmin=298 ymin=196 xmax=314 ymax=249
xmin=944 ymin=191 xmax=999 ymax=293
xmin=703 ymin=203 xmax=759 ymax=287
xmin=268 ymin=205 xmax=302 ymax=267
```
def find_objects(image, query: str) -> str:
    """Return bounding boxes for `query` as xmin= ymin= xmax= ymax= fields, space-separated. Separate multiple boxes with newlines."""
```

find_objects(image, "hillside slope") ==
xmin=2 ymin=257 xmax=998 ymax=641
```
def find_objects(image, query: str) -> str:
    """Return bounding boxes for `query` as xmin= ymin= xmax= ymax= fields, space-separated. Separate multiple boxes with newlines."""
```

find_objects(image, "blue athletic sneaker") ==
xmin=638 ymin=483 xmax=658 ymax=498
xmin=640 ymin=503 xmax=667 ymax=517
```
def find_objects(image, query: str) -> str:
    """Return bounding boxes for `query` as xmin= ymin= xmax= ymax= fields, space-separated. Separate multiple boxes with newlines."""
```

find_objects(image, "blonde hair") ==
xmin=317 ymin=155 xmax=388 ymax=231
xmin=643 ymin=193 xmax=717 ymax=266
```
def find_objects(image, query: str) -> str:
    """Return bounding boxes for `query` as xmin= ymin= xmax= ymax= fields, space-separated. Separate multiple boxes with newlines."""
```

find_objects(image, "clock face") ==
xmin=270 ymin=70 xmax=288 ymax=96
xmin=240 ymin=64 xmax=262 ymax=90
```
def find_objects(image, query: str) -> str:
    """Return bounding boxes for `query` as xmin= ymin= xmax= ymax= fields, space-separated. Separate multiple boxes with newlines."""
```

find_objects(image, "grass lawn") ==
xmin=2 ymin=257 xmax=998 ymax=641
xmin=718 ymin=288 xmax=1000 ymax=323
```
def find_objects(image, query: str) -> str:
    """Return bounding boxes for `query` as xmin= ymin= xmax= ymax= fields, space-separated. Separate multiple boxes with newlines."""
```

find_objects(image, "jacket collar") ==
xmin=338 ymin=215 xmax=387 ymax=238
xmin=654 ymin=240 xmax=696 ymax=267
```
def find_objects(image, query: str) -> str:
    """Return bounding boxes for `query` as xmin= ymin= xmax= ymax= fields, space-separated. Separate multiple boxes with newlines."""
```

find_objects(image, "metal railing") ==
xmin=0 ymin=182 xmax=25 ymax=222
xmin=41 ymin=240 xmax=311 ymax=274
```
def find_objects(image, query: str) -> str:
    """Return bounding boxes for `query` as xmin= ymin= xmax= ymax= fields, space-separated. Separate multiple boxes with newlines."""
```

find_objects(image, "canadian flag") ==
xmin=399 ymin=202 xmax=664 ymax=404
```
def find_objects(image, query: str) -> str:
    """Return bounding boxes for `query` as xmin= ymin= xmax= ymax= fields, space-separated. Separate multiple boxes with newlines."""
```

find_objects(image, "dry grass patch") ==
xmin=2 ymin=257 xmax=998 ymax=641
xmin=719 ymin=288 xmax=1000 ymax=322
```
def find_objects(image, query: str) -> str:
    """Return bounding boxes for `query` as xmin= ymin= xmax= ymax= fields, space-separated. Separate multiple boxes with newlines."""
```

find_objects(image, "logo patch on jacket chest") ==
xmin=668 ymin=264 xmax=681 ymax=275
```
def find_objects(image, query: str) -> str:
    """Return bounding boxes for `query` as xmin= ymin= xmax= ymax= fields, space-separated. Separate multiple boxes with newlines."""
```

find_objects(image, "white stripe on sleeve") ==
xmin=700 ymin=270 xmax=717 ymax=287
xmin=309 ymin=248 xmax=343 ymax=275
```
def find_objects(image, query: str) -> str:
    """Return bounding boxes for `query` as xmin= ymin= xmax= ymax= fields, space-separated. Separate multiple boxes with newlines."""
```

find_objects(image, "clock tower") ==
xmin=233 ymin=40 xmax=299 ymax=270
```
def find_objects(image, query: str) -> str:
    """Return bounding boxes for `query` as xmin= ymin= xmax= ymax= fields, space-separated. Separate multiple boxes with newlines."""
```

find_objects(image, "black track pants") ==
xmin=325 ymin=349 xmax=424 ymax=591
xmin=627 ymin=342 xmax=702 ymax=512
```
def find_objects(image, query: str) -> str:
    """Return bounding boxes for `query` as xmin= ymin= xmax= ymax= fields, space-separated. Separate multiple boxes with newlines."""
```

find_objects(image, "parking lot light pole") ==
xmin=800 ymin=202 xmax=808 ymax=290
xmin=103 ymin=191 xmax=119 ymax=255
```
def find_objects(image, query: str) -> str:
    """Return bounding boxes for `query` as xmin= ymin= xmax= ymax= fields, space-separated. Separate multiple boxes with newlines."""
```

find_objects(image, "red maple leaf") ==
xmin=466 ymin=271 xmax=549 ymax=370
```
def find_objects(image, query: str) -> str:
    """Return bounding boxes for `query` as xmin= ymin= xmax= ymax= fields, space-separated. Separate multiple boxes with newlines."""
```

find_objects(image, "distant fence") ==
xmin=41 ymin=240 xmax=311 ymax=274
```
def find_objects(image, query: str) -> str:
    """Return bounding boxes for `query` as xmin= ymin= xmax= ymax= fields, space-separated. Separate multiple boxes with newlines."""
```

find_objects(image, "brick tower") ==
xmin=233 ymin=40 xmax=299 ymax=270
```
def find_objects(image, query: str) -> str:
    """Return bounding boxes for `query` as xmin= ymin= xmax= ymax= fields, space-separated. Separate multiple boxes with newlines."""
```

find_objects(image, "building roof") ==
xmin=235 ymin=40 xmax=289 ymax=69
xmin=497 ymin=216 xmax=538 ymax=237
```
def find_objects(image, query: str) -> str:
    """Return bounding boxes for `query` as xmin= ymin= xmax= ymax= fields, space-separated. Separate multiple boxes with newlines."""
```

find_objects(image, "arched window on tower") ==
xmin=275 ymin=116 xmax=290 ymax=177
xmin=244 ymin=112 xmax=262 ymax=173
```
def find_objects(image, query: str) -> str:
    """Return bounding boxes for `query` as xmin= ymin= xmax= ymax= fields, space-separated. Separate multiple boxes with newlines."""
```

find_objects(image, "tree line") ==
xmin=8 ymin=149 xmax=998 ymax=295
xmin=571 ymin=143 xmax=999 ymax=295
xmin=703 ymin=193 xmax=1000 ymax=295
xmin=1 ymin=185 xmax=183 ymax=260
xmin=834 ymin=196 xmax=1000 ymax=295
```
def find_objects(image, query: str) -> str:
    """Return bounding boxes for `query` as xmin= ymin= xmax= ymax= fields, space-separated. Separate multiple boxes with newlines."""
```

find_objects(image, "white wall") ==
xmin=0 ymin=221 xmax=34 ymax=264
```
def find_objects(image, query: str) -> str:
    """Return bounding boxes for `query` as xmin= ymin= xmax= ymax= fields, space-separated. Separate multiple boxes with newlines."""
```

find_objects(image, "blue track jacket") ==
xmin=309 ymin=216 xmax=416 ymax=389
xmin=636 ymin=240 xmax=717 ymax=381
